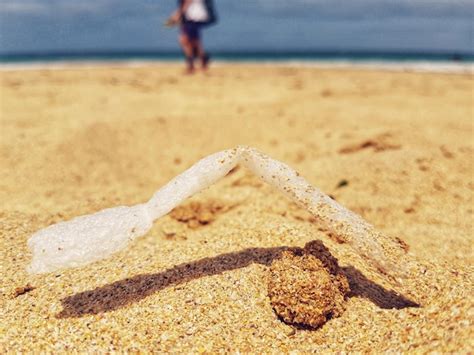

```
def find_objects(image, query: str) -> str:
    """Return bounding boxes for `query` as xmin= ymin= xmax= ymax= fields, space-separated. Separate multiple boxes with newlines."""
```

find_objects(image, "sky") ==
xmin=0 ymin=0 xmax=472 ymax=54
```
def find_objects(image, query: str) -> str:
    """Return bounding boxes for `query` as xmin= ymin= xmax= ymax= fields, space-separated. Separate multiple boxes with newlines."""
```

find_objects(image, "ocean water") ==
xmin=0 ymin=50 xmax=473 ymax=72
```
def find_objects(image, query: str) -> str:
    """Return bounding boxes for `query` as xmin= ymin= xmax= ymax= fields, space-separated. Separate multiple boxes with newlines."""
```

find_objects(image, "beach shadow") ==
xmin=57 ymin=244 xmax=418 ymax=319
xmin=342 ymin=266 xmax=419 ymax=309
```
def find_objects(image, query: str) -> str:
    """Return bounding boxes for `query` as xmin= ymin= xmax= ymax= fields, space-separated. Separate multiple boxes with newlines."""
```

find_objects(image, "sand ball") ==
xmin=268 ymin=241 xmax=350 ymax=329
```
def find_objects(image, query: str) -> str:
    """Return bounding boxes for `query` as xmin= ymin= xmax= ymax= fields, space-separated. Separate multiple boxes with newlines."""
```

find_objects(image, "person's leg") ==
xmin=179 ymin=26 xmax=195 ymax=73
xmin=191 ymin=28 xmax=210 ymax=70
xmin=179 ymin=33 xmax=193 ymax=58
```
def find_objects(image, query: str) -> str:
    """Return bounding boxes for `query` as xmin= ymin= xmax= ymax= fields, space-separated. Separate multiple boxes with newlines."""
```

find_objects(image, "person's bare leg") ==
xmin=192 ymin=39 xmax=209 ymax=70
xmin=179 ymin=34 xmax=195 ymax=74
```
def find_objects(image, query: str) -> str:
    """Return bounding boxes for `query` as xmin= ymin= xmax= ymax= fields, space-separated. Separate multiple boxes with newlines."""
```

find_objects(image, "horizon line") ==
xmin=1 ymin=48 xmax=473 ymax=58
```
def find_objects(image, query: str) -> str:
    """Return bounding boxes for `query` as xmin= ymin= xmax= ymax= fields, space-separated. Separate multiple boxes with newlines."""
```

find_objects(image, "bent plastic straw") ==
xmin=28 ymin=146 xmax=412 ymax=279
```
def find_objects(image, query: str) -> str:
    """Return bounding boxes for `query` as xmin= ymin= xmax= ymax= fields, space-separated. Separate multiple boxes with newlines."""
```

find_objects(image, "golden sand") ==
xmin=1 ymin=64 xmax=473 ymax=352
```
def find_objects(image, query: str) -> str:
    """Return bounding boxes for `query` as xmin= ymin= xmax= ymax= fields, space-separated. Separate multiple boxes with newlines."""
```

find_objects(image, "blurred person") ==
xmin=166 ymin=0 xmax=217 ymax=74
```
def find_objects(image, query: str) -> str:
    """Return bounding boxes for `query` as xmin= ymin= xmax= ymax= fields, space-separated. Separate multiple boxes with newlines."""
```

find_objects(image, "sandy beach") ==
xmin=1 ymin=63 xmax=473 ymax=352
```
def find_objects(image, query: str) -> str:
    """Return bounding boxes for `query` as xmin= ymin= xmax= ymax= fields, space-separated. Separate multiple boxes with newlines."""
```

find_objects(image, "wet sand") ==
xmin=1 ymin=63 xmax=473 ymax=352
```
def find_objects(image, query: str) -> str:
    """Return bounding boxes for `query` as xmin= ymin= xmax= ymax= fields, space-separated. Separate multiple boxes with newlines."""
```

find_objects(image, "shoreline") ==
xmin=0 ymin=59 xmax=472 ymax=74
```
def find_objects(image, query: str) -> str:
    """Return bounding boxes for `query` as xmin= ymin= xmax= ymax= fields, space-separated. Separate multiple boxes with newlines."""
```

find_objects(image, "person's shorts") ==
xmin=181 ymin=22 xmax=202 ymax=41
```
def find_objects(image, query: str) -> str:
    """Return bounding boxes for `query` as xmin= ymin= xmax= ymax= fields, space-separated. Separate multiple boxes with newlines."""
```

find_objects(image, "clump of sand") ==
xmin=268 ymin=240 xmax=350 ymax=328
xmin=170 ymin=200 xmax=232 ymax=228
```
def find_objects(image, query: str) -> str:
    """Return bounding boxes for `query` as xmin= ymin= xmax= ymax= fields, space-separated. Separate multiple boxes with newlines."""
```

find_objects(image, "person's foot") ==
xmin=201 ymin=53 xmax=210 ymax=70
xmin=184 ymin=66 xmax=195 ymax=75
xmin=185 ymin=56 xmax=195 ymax=75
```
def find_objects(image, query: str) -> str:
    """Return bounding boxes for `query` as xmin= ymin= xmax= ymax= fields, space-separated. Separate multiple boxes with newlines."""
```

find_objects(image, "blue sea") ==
xmin=1 ymin=50 xmax=473 ymax=72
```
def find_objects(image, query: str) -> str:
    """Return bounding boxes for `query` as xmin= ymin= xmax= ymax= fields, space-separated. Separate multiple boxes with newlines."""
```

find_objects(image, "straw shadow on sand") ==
xmin=57 ymin=242 xmax=419 ymax=319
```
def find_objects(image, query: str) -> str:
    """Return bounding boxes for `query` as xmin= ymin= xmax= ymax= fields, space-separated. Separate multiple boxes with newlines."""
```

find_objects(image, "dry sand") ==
xmin=1 ymin=63 xmax=473 ymax=352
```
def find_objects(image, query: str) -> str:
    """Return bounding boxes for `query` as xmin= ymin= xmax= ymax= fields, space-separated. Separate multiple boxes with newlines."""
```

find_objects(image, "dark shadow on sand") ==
xmin=57 ymin=244 xmax=419 ymax=318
